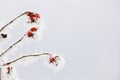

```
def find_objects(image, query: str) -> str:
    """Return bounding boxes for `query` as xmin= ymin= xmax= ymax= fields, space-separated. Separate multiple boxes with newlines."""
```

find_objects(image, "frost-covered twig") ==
xmin=0 ymin=11 xmax=65 ymax=80
xmin=0 ymin=34 xmax=26 ymax=57
xmin=0 ymin=12 xmax=42 ymax=57
xmin=2 ymin=53 xmax=50 ymax=66
xmin=0 ymin=25 xmax=43 ymax=57
xmin=0 ymin=11 xmax=27 ymax=32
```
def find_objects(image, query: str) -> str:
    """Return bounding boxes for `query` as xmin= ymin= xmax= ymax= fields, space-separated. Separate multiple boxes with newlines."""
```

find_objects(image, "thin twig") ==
xmin=0 ymin=67 xmax=2 ymax=80
xmin=0 ymin=11 xmax=27 ymax=32
xmin=0 ymin=34 xmax=26 ymax=57
xmin=2 ymin=53 xmax=50 ymax=66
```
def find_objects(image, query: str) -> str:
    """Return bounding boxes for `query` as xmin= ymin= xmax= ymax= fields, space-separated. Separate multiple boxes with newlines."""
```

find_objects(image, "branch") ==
xmin=2 ymin=53 xmax=50 ymax=66
xmin=0 ymin=11 xmax=28 ymax=32
xmin=0 ymin=34 xmax=26 ymax=57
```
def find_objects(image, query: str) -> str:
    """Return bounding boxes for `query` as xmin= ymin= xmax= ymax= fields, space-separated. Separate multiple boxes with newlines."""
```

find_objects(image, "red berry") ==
xmin=30 ymin=17 xmax=35 ymax=22
xmin=27 ymin=11 xmax=34 ymax=17
xmin=30 ymin=27 xmax=37 ymax=32
xmin=27 ymin=31 xmax=33 ymax=37
xmin=35 ymin=13 xmax=40 ymax=18
xmin=49 ymin=57 xmax=56 ymax=63
xmin=7 ymin=67 xmax=11 ymax=74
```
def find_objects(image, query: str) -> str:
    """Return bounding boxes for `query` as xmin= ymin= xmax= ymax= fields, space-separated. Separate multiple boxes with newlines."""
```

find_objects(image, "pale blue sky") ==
xmin=0 ymin=0 xmax=120 ymax=80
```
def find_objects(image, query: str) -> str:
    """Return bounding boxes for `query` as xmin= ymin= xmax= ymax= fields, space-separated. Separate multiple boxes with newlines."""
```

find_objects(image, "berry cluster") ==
xmin=27 ymin=27 xmax=38 ymax=38
xmin=26 ymin=11 xmax=40 ymax=23
xmin=0 ymin=11 xmax=65 ymax=80
xmin=49 ymin=55 xmax=60 ymax=66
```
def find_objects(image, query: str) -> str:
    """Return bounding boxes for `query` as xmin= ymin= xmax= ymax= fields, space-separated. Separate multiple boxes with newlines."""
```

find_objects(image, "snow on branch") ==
xmin=0 ymin=11 xmax=41 ymax=40
xmin=0 ymin=34 xmax=26 ymax=57
xmin=0 ymin=11 xmax=40 ymax=32
xmin=0 ymin=11 xmax=65 ymax=80
xmin=0 ymin=11 xmax=27 ymax=32
xmin=2 ymin=53 xmax=50 ymax=66
xmin=0 ymin=24 xmax=44 ymax=57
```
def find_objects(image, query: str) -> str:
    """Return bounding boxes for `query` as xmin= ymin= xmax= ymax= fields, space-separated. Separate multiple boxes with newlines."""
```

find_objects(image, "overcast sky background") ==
xmin=0 ymin=0 xmax=120 ymax=80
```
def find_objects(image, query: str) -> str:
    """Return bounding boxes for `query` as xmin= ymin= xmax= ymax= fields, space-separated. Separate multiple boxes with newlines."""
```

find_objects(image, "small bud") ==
xmin=1 ymin=34 xmax=7 ymax=38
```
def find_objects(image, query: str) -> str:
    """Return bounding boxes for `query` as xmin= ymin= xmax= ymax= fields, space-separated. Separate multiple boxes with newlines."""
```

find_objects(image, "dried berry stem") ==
xmin=2 ymin=53 xmax=50 ymax=66
xmin=0 ymin=34 xmax=26 ymax=57
xmin=0 ymin=11 xmax=28 ymax=32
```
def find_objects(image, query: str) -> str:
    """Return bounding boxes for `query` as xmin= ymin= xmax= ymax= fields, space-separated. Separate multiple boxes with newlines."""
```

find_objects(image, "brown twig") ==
xmin=0 ymin=34 xmax=26 ymax=57
xmin=0 ymin=11 xmax=28 ymax=32
xmin=2 ymin=53 xmax=50 ymax=66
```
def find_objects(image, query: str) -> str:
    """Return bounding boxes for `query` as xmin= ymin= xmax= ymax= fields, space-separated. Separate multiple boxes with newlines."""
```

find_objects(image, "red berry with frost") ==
xmin=7 ymin=66 xmax=12 ymax=74
xmin=30 ymin=17 xmax=35 ymax=22
xmin=26 ymin=12 xmax=40 ymax=23
xmin=49 ymin=57 xmax=56 ymax=63
xmin=27 ymin=31 xmax=33 ymax=37
xmin=30 ymin=27 xmax=37 ymax=32
xmin=35 ymin=13 xmax=40 ymax=18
